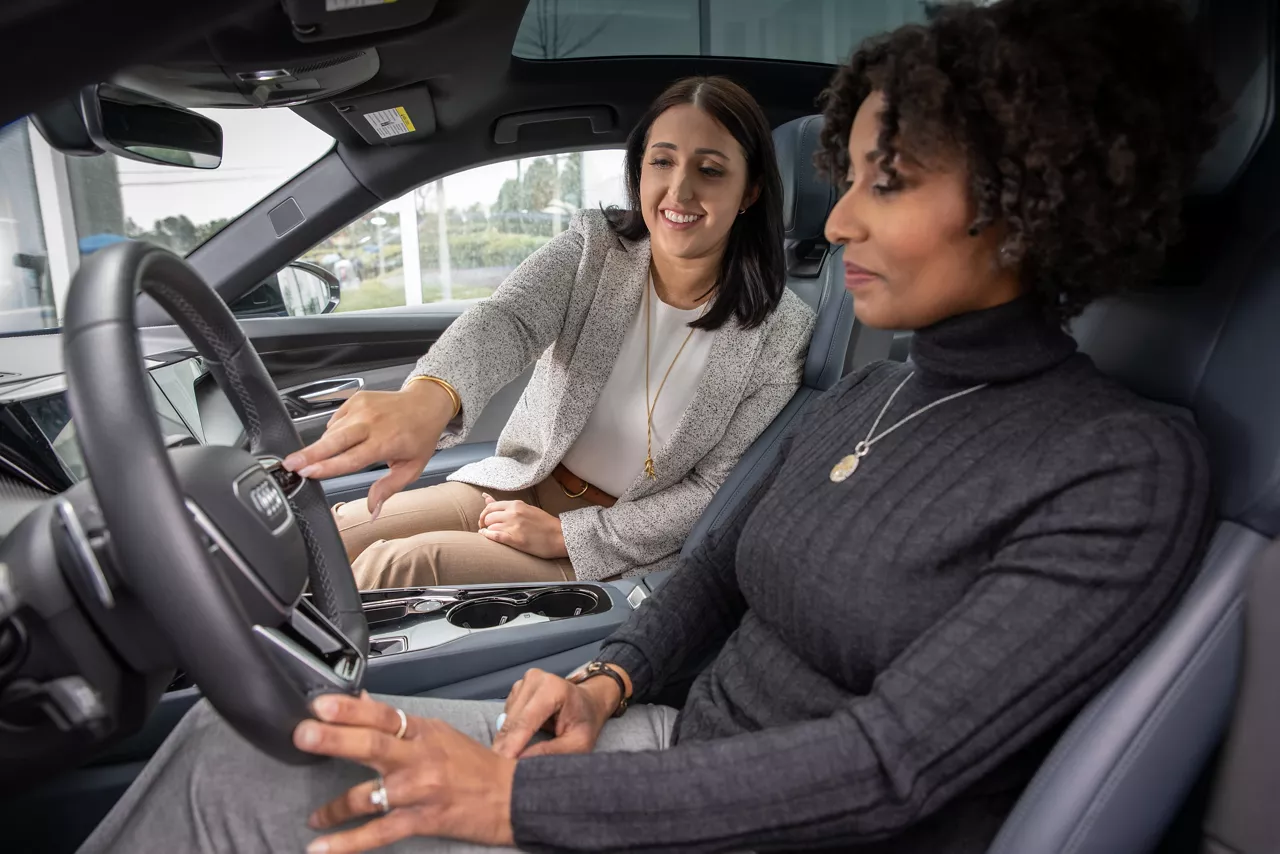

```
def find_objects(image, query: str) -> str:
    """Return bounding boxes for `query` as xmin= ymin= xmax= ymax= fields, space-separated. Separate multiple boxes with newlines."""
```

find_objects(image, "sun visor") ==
xmin=1190 ymin=0 xmax=1275 ymax=195
xmin=333 ymin=84 xmax=437 ymax=145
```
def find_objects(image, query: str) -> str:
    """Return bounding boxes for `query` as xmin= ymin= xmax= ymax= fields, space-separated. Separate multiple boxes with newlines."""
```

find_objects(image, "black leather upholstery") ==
xmin=682 ymin=116 xmax=850 ymax=555
xmin=775 ymin=114 xmax=835 ymax=242
xmin=988 ymin=10 xmax=1278 ymax=840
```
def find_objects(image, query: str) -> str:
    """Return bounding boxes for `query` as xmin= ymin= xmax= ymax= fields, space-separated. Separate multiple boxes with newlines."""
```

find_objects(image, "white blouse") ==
xmin=560 ymin=277 xmax=715 ymax=498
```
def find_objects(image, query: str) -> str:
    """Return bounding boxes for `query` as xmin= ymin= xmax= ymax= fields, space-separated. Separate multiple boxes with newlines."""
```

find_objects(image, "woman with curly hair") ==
xmin=82 ymin=1 xmax=1221 ymax=852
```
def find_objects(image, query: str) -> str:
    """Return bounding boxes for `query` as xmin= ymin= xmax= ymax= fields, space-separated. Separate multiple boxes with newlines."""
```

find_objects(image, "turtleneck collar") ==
xmin=908 ymin=296 xmax=1078 ymax=386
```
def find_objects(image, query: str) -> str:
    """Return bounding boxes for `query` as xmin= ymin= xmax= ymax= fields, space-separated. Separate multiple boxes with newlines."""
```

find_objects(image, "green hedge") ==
xmin=419 ymin=231 xmax=550 ymax=269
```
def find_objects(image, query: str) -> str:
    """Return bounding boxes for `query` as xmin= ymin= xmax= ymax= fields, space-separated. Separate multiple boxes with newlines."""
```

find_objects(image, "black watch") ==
xmin=569 ymin=661 xmax=630 ymax=718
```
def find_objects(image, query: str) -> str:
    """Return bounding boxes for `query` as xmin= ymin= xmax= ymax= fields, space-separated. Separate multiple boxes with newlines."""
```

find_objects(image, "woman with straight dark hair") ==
xmin=286 ymin=76 xmax=813 ymax=588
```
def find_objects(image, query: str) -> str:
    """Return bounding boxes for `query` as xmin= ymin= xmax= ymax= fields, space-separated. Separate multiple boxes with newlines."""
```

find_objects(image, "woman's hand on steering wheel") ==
xmin=284 ymin=382 xmax=455 ymax=519
xmin=491 ymin=667 xmax=620 ymax=759
xmin=296 ymin=693 xmax=516 ymax=853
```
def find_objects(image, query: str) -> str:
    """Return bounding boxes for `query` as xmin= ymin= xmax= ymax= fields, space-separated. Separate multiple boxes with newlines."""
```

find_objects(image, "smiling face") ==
xmin=822 ymin=91 xmax=1021 ymax=331
xmin=639 ymin=103 xmax=758 ymax=268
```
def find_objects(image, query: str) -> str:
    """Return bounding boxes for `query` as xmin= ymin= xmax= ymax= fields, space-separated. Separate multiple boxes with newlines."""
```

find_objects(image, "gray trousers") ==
xmin=79 ymin=696 xmax=679 ymax=853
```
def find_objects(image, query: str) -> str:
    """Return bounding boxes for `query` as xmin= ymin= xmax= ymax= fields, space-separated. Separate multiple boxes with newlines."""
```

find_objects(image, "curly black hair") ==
xmin=817 ymin=0 xmax=1221 ymax=324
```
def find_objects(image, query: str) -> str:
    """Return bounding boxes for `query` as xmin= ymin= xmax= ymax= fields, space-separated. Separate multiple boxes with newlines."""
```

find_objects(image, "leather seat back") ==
xmin=682 ymin=115 xmax=851 ymax=554
xmin=988 ymin=1 xmax=1277 ymax=847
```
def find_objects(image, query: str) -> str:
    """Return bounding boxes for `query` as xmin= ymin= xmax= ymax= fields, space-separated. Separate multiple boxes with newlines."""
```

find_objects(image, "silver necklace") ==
xmin=829 ymin=372 xmax=987 ymax=483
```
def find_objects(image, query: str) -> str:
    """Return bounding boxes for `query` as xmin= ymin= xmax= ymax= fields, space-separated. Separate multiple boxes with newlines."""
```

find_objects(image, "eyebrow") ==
xmin=650 ymin=141 xmax=732 ymax=160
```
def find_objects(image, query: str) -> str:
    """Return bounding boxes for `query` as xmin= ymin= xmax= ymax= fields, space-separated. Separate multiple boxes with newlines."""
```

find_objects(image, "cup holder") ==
xmin=447 ymin=600 xmax=520 ymax=629
xmin=528 ymin=590 xmax=596 ymax=618
xmin=445 ymin=588 xmax=601 ymax=629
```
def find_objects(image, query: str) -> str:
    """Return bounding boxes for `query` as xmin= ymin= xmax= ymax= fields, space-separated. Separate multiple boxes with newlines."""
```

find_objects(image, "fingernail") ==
xmin=311 ymin=696 xmax=337 ymax=720
xmin=295 ymin=721 xmax=321 ymax=748
xmin=495 ymin=712 xmax=507 ymax=731
xmin=369 ymin=502 xmax=382 ymax=522
xmin=307 ymin=812 xmax=322 ymax=829
xmin=482 ymin=493 xmax=494 ymax=500
xmin=307 ymin=840 xmax=329 ymax=854
xmin=299 ymin=465 xmax=320 ymax=479
xmin=283 ymin=454 xmax=304 ymax=472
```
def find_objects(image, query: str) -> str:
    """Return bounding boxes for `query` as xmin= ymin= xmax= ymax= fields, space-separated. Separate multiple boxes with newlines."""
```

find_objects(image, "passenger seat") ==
xmin=680 ymin=115 xmax=852 ymax=556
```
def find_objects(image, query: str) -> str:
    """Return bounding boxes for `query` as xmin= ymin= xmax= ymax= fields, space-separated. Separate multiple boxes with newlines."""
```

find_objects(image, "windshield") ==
xmin=0 ymin=107 xmax=334 ymax=336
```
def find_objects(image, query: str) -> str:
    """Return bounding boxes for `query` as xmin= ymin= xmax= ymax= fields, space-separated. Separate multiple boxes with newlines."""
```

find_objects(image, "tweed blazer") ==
xmin=408 ymin=209 xmax=814 ymax=580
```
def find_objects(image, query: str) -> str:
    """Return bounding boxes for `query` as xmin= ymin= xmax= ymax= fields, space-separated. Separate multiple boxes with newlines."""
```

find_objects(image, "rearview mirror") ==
xmin=79 ymin=83 xmax=223 ymax=169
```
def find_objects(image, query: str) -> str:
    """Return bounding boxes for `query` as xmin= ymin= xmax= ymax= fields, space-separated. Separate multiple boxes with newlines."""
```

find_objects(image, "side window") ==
xmin=299 ymin=149 xmax=626 ymax=314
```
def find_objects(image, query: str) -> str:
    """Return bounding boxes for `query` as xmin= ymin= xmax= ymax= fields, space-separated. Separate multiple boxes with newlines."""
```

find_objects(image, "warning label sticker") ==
xmin=364 ymin=107 xmax=417 ymax=139
xmin=327 ymin=0 xmax=398 ymax=11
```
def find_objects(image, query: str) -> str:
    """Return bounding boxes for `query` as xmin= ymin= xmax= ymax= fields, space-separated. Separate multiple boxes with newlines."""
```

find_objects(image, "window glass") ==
xmin=300 ymin=149 xmax=627 ymax=313
xmin=0 ymin=109 xmax=333 ymax=335
xmin=512 ymin=0 xmax=929 ymax=64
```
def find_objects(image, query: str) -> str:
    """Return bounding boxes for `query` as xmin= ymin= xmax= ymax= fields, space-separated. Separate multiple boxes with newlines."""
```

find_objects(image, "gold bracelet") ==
xmin=407 ymin=375 xmax=461 ymax=418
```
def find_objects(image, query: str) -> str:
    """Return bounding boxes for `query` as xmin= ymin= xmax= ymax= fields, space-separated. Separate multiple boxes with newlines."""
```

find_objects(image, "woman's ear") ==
xmin=740 ymin=182 xmax=762 ymax=212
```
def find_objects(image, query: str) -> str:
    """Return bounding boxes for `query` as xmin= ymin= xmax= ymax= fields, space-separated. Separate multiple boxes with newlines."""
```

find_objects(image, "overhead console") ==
xmin=106 ymin=0 xmax=443 ymax=109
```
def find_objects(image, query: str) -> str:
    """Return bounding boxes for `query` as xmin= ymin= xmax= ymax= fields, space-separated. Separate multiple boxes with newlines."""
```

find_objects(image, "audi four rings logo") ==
xmin=250 ymin=479 xmax=286 ymax=519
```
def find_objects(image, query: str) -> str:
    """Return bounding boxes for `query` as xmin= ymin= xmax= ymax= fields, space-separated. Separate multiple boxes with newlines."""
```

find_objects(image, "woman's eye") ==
xmin=648 ymin=158 xmax=672 ymax=169
xmin=699 ymin=166 xmax=724 ymax=178
xmin=871 ymin=183 xmax=898 ymax=196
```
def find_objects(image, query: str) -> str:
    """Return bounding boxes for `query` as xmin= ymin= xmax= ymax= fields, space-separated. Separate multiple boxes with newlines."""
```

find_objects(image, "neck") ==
xmin=908 ymin=295 xmax=1078 ymax=387
xmin=650 ymin=250 xmax=719 ymax=309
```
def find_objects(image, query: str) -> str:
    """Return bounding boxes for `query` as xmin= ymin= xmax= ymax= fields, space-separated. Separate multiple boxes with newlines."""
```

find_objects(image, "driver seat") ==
xmin=988 ymin=0 xmax=1277 ymax=847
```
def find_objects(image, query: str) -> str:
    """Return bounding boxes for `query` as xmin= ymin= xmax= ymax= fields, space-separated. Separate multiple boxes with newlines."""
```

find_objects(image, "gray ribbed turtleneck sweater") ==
xmin=511 ymin=297 xmax=1213 ymax=853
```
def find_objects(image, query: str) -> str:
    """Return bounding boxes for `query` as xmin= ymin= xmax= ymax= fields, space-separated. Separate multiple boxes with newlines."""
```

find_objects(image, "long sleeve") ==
xmin=404 ymin=212 xmax=588 ymax=447
xmin=511 ymin=411 xmax=1212 ymax=853
xmin=558 ymin=308 xmax=813 ymax=583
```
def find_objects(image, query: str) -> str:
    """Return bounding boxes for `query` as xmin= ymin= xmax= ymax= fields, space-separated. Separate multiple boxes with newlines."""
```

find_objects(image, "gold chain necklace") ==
xmin=644 ymin=277 xmax=707 ymax=479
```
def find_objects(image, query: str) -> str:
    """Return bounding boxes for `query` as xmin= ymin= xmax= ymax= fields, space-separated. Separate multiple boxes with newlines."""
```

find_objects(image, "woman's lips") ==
xmin=844 ymin=262 xmax=879 ymax=290
xmin=659 ymin=208 xmax=704 ymax=231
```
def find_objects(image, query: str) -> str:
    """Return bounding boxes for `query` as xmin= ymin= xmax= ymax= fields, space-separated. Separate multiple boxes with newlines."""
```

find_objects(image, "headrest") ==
xmin=773 ymin=115 xmax=836 ymax=242
xmin=1073 ymin=231 xmax=1280 ymax=537
xmin=1189 ymin=0 xmax=1274 ymax=195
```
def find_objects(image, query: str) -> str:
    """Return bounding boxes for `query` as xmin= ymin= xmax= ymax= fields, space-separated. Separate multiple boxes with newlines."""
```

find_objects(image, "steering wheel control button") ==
xmin=234 ymin=467 xmax=293 ymax=535
xmin=259 ymin=456 xmax=305 ymax=498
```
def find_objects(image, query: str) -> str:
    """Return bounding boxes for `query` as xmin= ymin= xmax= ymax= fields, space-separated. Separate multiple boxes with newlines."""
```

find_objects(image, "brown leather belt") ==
xmin=551 ymin=464 xmax=617 ymax=508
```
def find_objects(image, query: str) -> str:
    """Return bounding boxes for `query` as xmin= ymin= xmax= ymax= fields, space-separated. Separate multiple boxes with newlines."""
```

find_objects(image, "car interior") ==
xmin=1 ymin=0 xmax=1280 ymax=852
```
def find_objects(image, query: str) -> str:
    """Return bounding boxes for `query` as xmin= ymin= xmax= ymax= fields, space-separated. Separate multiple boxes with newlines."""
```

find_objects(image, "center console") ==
xmin=357 ymin=578 xmax=657 ymax=697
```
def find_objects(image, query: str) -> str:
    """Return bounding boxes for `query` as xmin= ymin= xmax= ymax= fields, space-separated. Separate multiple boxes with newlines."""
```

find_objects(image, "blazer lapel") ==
xmin=620 ymin=315 xmax=766 ymax=500
xmin=544 ymin=235 xmax=651 ymax=462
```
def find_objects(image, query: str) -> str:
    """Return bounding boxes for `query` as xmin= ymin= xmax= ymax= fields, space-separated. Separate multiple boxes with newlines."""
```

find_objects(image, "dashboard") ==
xmin=0 ymin=351 xmax=241 ymax=494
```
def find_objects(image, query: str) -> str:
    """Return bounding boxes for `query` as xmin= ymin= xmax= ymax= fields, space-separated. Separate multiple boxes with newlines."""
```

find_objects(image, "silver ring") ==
xmin=369 ymin=775 xmax=390 ymax=814
xmin=393 ymin=707 xmax=408 ymax=740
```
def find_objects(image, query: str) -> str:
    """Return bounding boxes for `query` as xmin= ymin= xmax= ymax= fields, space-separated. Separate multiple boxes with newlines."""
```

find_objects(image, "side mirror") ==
xmin=230 ymin=262 xmax=341 ymax=319
xmin=78 ymin=83 xmax=223 ymax=169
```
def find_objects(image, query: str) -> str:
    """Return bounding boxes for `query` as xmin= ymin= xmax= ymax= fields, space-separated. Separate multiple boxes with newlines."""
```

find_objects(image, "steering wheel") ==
xmin=61 ymin=241 xmax=368 ymax=763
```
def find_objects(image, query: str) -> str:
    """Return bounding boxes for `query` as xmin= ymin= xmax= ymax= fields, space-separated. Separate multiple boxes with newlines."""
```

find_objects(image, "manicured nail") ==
xmin=283 ymin=454 xmax=304 ymax=472
xmin=496 ymin=712 xmax=507 ymax=731
xmin=307 ymin=840 xmax=329 ymax=854
xmin=299 ymin=465 xmax=320 ymax=479
xmin=482 ymin=493 xmax=494 ymax=501
xmin=369 ymin=502 xmax=382 ymax=522
xmin=295 ymin=721 xmax=321 ymax=748
xmin=311 ymin=695 xmax=337 ymax=720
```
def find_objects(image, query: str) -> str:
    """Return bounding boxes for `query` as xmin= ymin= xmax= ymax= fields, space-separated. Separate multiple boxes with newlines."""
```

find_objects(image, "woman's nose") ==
xmin=824 ymin=190 xmax=868 ymax=246
xmin=668 ymin=168 xmax=695 ymax=204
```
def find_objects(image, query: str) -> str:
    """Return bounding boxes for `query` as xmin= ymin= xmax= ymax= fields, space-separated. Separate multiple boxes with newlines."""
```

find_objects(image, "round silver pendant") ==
xmin=829 ymin=454 xmax=860 ymax=483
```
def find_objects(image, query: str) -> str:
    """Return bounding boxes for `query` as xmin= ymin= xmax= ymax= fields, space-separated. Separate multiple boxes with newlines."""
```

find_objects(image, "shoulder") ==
xmin=757 ymin=288 xmax=817 ymax=360
xmin=568 ymin=208 xmax=645 ymax=254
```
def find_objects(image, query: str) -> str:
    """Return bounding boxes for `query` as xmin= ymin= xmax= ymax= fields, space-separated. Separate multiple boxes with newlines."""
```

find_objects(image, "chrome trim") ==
xmin=55 ymin=499 xmax=115 ymax=609
xmin=626 ymin=585 xmax=649 ymax=609
xmin=184 ymin=499 xmax=295 ymax=610
xmin=292 ymin=410 xmax=336 ymax=426
xmin=297 ymin=377 xmax=363 ymax=405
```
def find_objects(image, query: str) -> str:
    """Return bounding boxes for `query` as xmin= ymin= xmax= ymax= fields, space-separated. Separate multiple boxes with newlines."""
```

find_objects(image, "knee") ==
xmin=352 ymin=536 xmax=444 ymax=589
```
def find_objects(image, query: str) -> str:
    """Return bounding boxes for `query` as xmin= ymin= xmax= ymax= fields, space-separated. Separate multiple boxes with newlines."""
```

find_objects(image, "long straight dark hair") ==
xmin=605 ymin=76 xmax=786 ymax=331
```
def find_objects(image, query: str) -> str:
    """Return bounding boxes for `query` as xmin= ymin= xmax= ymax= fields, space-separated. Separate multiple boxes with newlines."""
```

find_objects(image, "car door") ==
xmin=228 ymin=149 xmax=626 ymax=504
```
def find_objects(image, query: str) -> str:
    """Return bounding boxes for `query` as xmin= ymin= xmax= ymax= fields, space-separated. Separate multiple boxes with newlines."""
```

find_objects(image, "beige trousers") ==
xmin=333 ymin=480 xmax=592 ymax=589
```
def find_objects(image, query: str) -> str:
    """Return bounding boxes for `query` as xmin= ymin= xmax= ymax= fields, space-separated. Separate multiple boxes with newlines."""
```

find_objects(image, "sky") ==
xmin=116 ymin=107 xmax=627 ymax=230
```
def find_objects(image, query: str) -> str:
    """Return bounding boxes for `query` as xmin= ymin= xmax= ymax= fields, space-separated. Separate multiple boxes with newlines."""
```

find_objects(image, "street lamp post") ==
xmin=370 ymin=216 xmax=387 ymax=278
